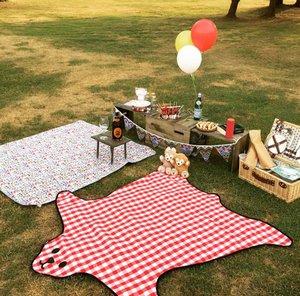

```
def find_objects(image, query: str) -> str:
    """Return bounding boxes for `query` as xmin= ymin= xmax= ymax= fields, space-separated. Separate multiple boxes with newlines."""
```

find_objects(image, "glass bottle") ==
xmin=194 ymin=93 xmax=202 ymax=121
xmin=112 ymin=111 xmax=124 ymax=141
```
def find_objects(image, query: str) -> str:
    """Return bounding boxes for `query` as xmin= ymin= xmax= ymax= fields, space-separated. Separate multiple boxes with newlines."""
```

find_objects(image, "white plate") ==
xmin=130 ymin=100 xmax=151 ymax=108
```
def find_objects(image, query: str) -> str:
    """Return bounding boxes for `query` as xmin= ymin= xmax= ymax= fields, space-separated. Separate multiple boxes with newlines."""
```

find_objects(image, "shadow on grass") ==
xmin=0 ymin=115 xmax=55 ymax=143
xmin=1 ymin=15 xmax=299 ymax=60
xmin=0 ymin=60 xmax=65 ymax=109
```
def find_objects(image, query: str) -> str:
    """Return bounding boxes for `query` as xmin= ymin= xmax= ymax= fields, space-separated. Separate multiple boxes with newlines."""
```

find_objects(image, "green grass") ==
xmin=51 ymin=109 xmax=77 ymax=119
xmin=0 ymin=0 xmax=300 ymax=295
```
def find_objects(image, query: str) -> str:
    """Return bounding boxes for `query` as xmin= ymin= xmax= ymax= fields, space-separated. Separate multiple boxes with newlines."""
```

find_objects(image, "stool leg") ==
xmin=96 ymin=141 xmax=99 ymax=158
xmin=111 ymin=147 xmax=114 ymax=164
xmin=124 ymin=143 xmax=127 ymax=159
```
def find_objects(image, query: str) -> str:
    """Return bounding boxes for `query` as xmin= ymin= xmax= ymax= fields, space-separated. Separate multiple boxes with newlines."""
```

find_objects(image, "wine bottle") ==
xmin=194 ymin=93 xmax=202 ymax=121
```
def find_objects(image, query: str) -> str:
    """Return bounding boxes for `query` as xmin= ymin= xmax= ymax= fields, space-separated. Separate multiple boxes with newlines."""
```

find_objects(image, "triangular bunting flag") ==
xmin=136 ymin=128 xmax=146 ymax=141
xmin=192 ymin=149 xmax=200 ymax=157
xmin=216 ymin=146 xmax=232 ymax=162
xmin=150 ymin=135 xmax=162 ymax=148
xmin=179 ymin=144 xmax=194 ymax=156
xmin=198 ymin=147 xmax=213 ymax=162
xmin=124 ymin=117 xmax=135 ymax=131
xmin=164 ymin=139 xmax=177 ymax=148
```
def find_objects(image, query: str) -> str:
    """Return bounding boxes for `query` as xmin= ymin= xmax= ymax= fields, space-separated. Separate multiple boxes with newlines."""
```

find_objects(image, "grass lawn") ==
xmin=0 ymin=0 xmax=300 ymax=295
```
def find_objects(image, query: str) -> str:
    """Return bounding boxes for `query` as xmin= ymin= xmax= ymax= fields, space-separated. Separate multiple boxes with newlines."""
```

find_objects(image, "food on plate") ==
xmin=196 ymin=121 xmax=217 ymax=132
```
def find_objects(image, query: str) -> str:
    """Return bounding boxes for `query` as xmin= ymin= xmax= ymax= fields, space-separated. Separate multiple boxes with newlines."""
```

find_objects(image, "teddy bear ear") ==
xmin=171 ymin=147 xmax=176 ymax=153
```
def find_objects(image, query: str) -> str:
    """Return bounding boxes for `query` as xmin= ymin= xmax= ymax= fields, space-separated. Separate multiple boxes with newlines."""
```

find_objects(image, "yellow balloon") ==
xmin=175 ymin=30 xmax=193 ymax=52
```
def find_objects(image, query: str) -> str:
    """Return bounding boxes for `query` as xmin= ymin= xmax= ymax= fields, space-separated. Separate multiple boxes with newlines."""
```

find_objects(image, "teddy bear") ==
xmin=158 ymin=147 xmax=177 ymax=175
xmin=171 ymin=153 xmax=190 ymax=178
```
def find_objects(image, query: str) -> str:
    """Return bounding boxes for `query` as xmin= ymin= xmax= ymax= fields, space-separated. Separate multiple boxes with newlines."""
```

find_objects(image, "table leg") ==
xmin=111 ymin=147 xmax=114 ymax=164
xmin=96 ymin=141 xmax=99 ymax=158
xmin=204 ymin=135 xmax=208 ymax=145
xmin=124 ymin=143 xmax=127 ymax=159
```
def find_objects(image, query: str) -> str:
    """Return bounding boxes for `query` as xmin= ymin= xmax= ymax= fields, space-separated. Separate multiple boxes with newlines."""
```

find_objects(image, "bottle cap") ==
xmin=197 ymin=93 xmax=202 ymax=97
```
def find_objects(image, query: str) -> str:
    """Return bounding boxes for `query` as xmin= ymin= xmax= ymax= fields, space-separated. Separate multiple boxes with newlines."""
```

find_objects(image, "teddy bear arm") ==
xmin=160 ymin=155 xmax=165 ymax=162
xmin=164 ymin=161 xmax=173 ymax=168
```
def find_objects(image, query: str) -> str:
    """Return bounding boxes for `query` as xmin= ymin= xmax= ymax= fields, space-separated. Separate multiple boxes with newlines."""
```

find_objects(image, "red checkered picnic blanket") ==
xmin=32 ymin=172 xmax=291 ymax=296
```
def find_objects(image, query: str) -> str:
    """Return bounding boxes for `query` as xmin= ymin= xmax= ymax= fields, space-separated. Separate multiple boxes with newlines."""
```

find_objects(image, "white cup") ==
xmin=135 ymin=87 xmax=147 ymax=101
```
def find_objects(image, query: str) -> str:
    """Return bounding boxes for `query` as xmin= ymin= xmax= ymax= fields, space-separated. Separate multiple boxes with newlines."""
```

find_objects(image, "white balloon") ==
xmin=177 ymin=45 xmax=202 ymax=74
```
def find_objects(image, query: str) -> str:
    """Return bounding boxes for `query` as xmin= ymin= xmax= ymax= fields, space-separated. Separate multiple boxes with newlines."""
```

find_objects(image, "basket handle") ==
xmin=279 ymin=182 xmax=287 ymax=189
xmin=252 ymin=171 xmax=275 ymax=186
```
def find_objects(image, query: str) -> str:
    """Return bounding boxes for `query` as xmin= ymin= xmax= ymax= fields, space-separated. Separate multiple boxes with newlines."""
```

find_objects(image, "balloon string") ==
xmin=190 ymin=74 xmax=198 ymax=98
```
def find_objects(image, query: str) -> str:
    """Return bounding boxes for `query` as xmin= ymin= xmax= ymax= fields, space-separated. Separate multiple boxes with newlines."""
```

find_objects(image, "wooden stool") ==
xmin=91 ymin=131 xmax=131 ymax=164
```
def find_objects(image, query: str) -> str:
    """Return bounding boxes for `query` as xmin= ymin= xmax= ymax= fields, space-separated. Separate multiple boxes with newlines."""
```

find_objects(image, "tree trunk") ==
xmin=226 ymin=0 xmax=240 ymax=18
xmin=265 ymin=0 xmax=277 ymax=17
xmin=276 ymin=0 xmax=283 ymax=6
xmin=295 ymin=0 xmax=300 ymax=7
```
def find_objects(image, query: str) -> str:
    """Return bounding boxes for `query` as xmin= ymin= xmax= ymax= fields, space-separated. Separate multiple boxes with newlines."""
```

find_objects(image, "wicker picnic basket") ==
xmin=239 ymin=119 xmax=300 ymax=203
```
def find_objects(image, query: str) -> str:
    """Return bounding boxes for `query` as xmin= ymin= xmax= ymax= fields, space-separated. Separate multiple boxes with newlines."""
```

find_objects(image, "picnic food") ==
xmin=244 ymin=130 xmax=276 ymax=170
xmin=158 ymin=103 xmax=183 ymax=120
xmin=196 ymin=121 xmax=217 ymax=132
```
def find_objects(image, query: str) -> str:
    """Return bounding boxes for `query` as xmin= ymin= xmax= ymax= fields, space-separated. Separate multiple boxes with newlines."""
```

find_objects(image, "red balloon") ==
xmin=191 ymin=19 xmax=218 ymax=52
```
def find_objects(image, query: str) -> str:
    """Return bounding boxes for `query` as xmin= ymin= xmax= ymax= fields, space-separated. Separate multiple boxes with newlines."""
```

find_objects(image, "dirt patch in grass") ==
xmin=20 ymin=277 xmax=52 ymax=296
xmin=210 ymin=79 xmax=236 ymax=88
xmin=263 ymin=257 xmax=278 ymax=270
xmin=121 ymin=165 xmax=150 ymax=178
xmin=35 ymin=204 xmax=62 ymax=238
xmin=263 ymin=212 xmax=279 ymax=224
xmin=230 ymin=276 xmax=253 ymax=296
xmin=0 ymin=33 xmax=156 ymax=127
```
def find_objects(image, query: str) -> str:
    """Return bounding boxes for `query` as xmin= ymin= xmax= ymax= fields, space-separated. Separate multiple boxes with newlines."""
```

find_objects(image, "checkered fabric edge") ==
xmin=32 ymin=172 xmax=292 ymax=296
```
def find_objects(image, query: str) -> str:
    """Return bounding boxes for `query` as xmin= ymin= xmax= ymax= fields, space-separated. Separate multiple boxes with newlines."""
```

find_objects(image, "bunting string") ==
xmin=115 ymin=107 xmax=237 ymax=162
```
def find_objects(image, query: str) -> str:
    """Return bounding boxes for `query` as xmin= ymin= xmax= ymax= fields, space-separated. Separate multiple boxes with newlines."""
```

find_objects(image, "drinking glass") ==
xmin=99 ymin=116 xmax=109 ymax=136
xmin=150 ymin=92 xmax=157 ymax=107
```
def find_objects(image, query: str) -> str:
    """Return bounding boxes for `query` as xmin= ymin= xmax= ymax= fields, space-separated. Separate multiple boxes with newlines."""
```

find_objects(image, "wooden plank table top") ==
xmin=192 ymin=128 xmax=249 ymax=144
xmin=91 ymin=131 xmax=131 ymax=147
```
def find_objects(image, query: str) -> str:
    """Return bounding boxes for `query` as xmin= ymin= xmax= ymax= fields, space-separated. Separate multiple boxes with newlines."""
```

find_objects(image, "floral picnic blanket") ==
xmin=0 ymin=121 xmax=155 ymax=206
xmin=32 ymin=172 xmax=291 ymax=296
